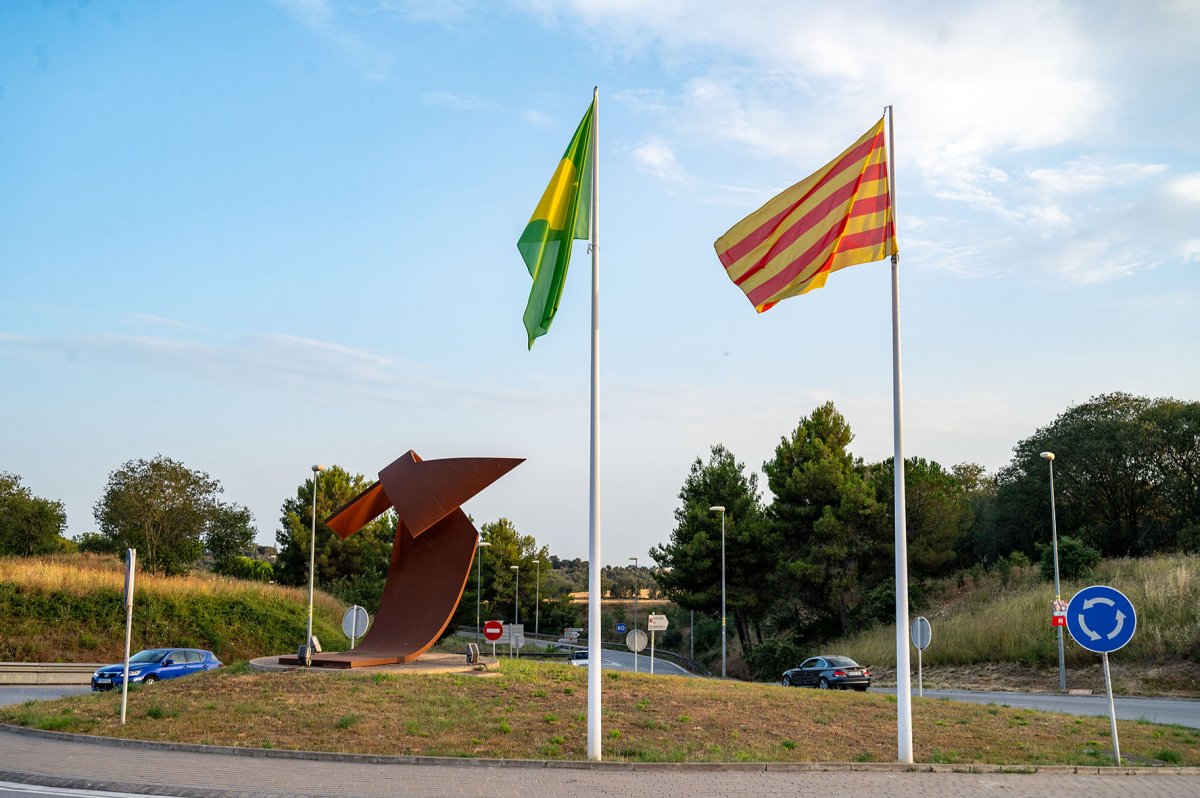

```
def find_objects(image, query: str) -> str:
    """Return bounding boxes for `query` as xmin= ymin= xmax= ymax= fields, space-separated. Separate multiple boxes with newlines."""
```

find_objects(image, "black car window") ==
xmin=827 ymin=656 xmax=857 ymax=667
xmin=812 ymin=658 xmax=826 ymax=668
xmin=185 ymin=650 xmax=203 ymax=663
xmin=800 ymin=659 xmax=817 ymax=669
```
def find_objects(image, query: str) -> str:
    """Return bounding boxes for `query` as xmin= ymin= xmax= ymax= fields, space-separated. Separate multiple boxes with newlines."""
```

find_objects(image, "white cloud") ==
xmin=632 ymin=137 xmax=689 ymax=183
xmin=272 ymin=0 xmax=393 ymax=79
xmin=0 ymin=330 xmax=545 ymax=411
xmin=422 ymin=91 xmax=499 ymax=111
xmin=1166 ymin=173 xmax=1200 ymax=203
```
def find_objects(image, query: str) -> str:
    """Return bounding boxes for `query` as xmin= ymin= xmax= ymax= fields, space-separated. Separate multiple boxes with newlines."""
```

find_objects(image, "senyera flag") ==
xmin=517 ymin=99 xmax=595 ymax=348
xmin=714 ymin=117 xmax=896 ymax=312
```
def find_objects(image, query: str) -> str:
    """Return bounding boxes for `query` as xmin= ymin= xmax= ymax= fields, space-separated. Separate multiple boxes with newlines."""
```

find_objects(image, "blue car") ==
xmin=91 ymin=648 xmax=222 ymax=690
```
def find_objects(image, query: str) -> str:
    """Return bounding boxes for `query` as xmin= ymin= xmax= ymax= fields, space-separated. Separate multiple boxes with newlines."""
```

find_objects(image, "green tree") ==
xmin=206 ymin=503 xmax=256 ymax=573
xmin=993 ymin=393 xmax=1181 ymax=558
xmin=866 ymin=457 xmax=969 ymax=579
xmin=762 ymin=402 xmax=885 ymax=639
xmin=1144 ymin=398 xmax=1200 ymax=550
xmin=651 ymin=444 xmax=771 ymax=654
xmin=274 ymin=466 xmax=395 ymax=612
xmin=0 ymin=473 xmax=68 ymax=556
xmin=949 ymin=462 xmax=999 ymax=565
xmin=93 ymin=456 xmax=221 ymax=574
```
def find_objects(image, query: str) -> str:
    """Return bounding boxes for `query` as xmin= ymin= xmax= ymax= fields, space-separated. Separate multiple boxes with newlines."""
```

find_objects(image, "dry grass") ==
xmin=837 ymin=554 xmax=1200 ymax=673
xmin=0 ymin=554 xmax=342 ymax=617
xmin=4 ymin=660 xmax=1198 ymax=766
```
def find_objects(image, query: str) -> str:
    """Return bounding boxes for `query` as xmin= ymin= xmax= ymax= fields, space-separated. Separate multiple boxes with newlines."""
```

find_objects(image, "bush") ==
xmin=1039 ymin=536 xmax=1101 ymax=581
xmin=218 ymin=556 xmax=274 ymax=582
xmin=743 ymin=635 xmax=804 ymax=682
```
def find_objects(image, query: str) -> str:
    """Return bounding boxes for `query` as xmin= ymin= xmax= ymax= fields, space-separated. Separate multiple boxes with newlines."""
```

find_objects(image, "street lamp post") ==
xmin=510 ymin=565 xmax=520 ymax=657
xmin=1041 ymin=452 xmax=1067 ymax=692
xmin=709 ymin=505 xmax=726 ymax=678
xmin=533 ymin=559 xmax=541 ymax=637
xmin=629 ymin=556 xmax=639 ymax=673
xmin=475 ymin=540 xmax=491 ymax=641
xmin=303 ymin=464 xmax=325 ymax=667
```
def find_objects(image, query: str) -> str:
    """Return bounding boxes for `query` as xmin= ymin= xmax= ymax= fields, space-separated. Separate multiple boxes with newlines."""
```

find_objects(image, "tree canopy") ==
xmin=92 ymin=456 xmax=236 ymax=575
xmin=0 ymin=472 xmax=68 ymax=556
xmin=274 ymin=466 xmax=395 ymax=611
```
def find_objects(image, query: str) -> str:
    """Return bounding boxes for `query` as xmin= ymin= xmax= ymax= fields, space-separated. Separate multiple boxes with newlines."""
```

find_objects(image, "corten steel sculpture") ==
xmin=280 ymin=450 xmax=522 ymax=669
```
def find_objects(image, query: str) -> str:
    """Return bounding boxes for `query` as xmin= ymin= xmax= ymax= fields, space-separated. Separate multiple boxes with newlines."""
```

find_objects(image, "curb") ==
xmin=3 ymin=723 xmax=1197 ymax=777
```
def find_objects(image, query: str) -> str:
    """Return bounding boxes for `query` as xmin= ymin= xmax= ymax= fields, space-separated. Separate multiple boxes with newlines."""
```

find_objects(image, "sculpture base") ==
xmin=275 ymin=651 xmax=416 ymax=669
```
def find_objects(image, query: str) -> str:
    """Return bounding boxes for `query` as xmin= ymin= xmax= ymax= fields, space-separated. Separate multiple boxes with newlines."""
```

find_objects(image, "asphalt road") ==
xmin=0 ymin=687 xmax=90 ymax=707
xmin=873 ymin=687 xmax=1200 ymax=728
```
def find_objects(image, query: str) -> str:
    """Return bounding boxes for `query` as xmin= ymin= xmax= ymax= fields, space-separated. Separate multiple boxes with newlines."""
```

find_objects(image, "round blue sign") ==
xmin=1065 ymin=585 xmax=1137 ymax=654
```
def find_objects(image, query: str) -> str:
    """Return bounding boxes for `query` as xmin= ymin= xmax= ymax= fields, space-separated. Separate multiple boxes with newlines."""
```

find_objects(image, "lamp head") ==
xmin=311 ymin=464 xmax=325 ymax=473
xmin=709 ymin=505 xmax=725 ymax=513
xmin=510 ymin=565 xmax=519 ymax=571
xmin=478 ymin=540 xmax=491 ymax=548
xmin=1040 ymin=452 xmax=1055 ymax=461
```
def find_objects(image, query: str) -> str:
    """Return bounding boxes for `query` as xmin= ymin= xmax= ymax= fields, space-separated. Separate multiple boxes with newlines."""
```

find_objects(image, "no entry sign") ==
xmin=483 ymin=620 xmax=504 ymax=641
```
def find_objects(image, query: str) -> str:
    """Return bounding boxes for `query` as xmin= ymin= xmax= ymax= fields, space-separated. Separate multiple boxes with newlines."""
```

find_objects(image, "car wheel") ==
xmin=143 ymin=674 xmax=157 ymax=684
xmin=818 ymin=677 xmax=830 ymax=689
xmin=782 ymin=675 xmax=791 ymax=687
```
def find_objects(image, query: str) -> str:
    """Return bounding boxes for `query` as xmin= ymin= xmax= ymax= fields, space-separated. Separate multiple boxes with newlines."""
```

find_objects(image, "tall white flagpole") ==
xmin=586 ymin=86 xmax=603 ymax=762
xmin=886 ymin=104 xmax=914 ymax=764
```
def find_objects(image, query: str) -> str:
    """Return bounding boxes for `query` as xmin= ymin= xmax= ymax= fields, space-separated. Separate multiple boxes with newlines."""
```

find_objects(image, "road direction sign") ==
xmin=647 ymin=613 xmax=668 ymax=632
xmin=615 ymin=622 xmax=627 ymax=634
xmin=341 ymin=605 xmax=369 ymax=640
xmin=483 ymin=620 xmax=504 ymax=641
xmin=910 ymin=616 xmax=931 ymax=651
xmin=626 ymin=629 xmax=647 ymax=652
xmin=1065 ymin=585 xmax=1137 ymax=654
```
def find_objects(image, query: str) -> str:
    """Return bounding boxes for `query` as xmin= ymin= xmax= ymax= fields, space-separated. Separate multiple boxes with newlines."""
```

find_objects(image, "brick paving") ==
xmin=2 ymin=726 xmax=1198 ymax=798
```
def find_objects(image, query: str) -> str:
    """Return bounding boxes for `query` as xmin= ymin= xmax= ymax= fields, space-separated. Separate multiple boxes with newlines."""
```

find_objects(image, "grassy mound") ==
xmin=0 ymin=554 xmax=344 ymax=663
xmin=3 ymin=658 xmax=1198 ymax=766
xmin=828 ymin=555 xmax=1200 ymax=671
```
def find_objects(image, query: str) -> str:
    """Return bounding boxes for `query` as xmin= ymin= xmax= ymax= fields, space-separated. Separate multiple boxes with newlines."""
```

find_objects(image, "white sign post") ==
xmin=647 ymin=614 xmax=668 ymax=675
xmin=120 ymin=548 xmax=136 ymax=725
xmin=910 ymin=616 xmax=931 ymax=698
xmin=341 ymin=605 xmax=370 ymax=649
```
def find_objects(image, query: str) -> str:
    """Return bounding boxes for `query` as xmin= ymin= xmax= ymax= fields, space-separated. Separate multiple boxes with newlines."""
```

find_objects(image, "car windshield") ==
xmin=825 ymin=656 xmax=859 ymax=667
xmin=129 ymin=649 xmax=170 ymax=664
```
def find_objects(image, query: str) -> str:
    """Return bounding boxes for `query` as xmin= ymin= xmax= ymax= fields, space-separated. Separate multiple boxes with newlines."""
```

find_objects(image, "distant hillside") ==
xmin=0 ymin=553 xmax=345 ymax=663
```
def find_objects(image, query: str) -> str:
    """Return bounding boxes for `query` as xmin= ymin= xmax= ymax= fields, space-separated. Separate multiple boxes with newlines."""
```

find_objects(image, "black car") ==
xmin=782 ymin=655 xmax=871 ymax=691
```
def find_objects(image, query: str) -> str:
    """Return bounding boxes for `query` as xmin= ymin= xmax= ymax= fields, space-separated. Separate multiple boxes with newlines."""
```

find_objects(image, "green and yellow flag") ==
xmin=518 ymin=99 xmax=595 ymax=348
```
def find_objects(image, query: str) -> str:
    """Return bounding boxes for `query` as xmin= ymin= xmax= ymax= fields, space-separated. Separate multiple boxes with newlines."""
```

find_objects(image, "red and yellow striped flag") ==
xmin=714 ymin=117 xmax=896 ymax=312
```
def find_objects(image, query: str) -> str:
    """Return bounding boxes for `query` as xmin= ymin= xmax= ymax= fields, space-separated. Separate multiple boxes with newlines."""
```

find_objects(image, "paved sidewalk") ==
xmin=2 ymin=726 xmax=1198 ymax=798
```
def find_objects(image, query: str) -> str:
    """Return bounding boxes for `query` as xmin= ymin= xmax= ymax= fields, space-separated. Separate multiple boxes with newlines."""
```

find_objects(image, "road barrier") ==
xmin=0 ymin=663 xmax=102 ymax=685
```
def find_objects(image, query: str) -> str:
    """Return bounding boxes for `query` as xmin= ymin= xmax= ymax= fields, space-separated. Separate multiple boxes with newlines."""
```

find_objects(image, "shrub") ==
xmin=743 ymin=635 xmax=804 ymax=682
xmin=1040 ymin=536 xmax=1101 ymax=581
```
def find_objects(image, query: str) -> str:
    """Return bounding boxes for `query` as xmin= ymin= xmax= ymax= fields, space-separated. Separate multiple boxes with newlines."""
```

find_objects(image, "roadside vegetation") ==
xmin=2 ymin=659 xmax=1198 ymax=766
xmin=0 ymin=553 xmax=343 ymax=663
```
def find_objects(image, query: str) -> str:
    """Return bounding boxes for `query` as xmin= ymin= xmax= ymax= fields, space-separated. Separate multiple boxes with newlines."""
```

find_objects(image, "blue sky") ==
xmin=2 ymin=0 xmax=1198 ymax=563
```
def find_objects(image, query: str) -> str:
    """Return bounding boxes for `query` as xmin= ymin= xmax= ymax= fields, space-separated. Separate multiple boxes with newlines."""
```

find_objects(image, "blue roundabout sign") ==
xmin=1065 ymin=585 xmax=1137 ymax=654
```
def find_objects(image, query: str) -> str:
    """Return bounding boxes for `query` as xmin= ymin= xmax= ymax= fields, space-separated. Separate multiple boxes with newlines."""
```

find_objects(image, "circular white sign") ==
xmin=342 ymin=605 xmax=369 ymax=639
xmin=626 ymin=629 xmax=648 ymax=652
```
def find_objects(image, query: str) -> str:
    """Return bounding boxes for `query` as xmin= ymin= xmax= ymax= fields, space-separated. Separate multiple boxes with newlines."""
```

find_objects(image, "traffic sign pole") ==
xmin=1102 ymin=652 xmax=1121 ymax=765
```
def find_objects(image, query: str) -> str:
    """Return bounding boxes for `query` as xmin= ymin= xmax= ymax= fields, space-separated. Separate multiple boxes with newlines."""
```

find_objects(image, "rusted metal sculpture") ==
xmin=279 ymin=450 xmax=522 ymax=668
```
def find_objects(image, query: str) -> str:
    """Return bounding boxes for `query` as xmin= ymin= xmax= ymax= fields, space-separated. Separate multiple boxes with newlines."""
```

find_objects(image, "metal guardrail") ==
xmin=0 ymin=662 xmax=103 ymax=685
